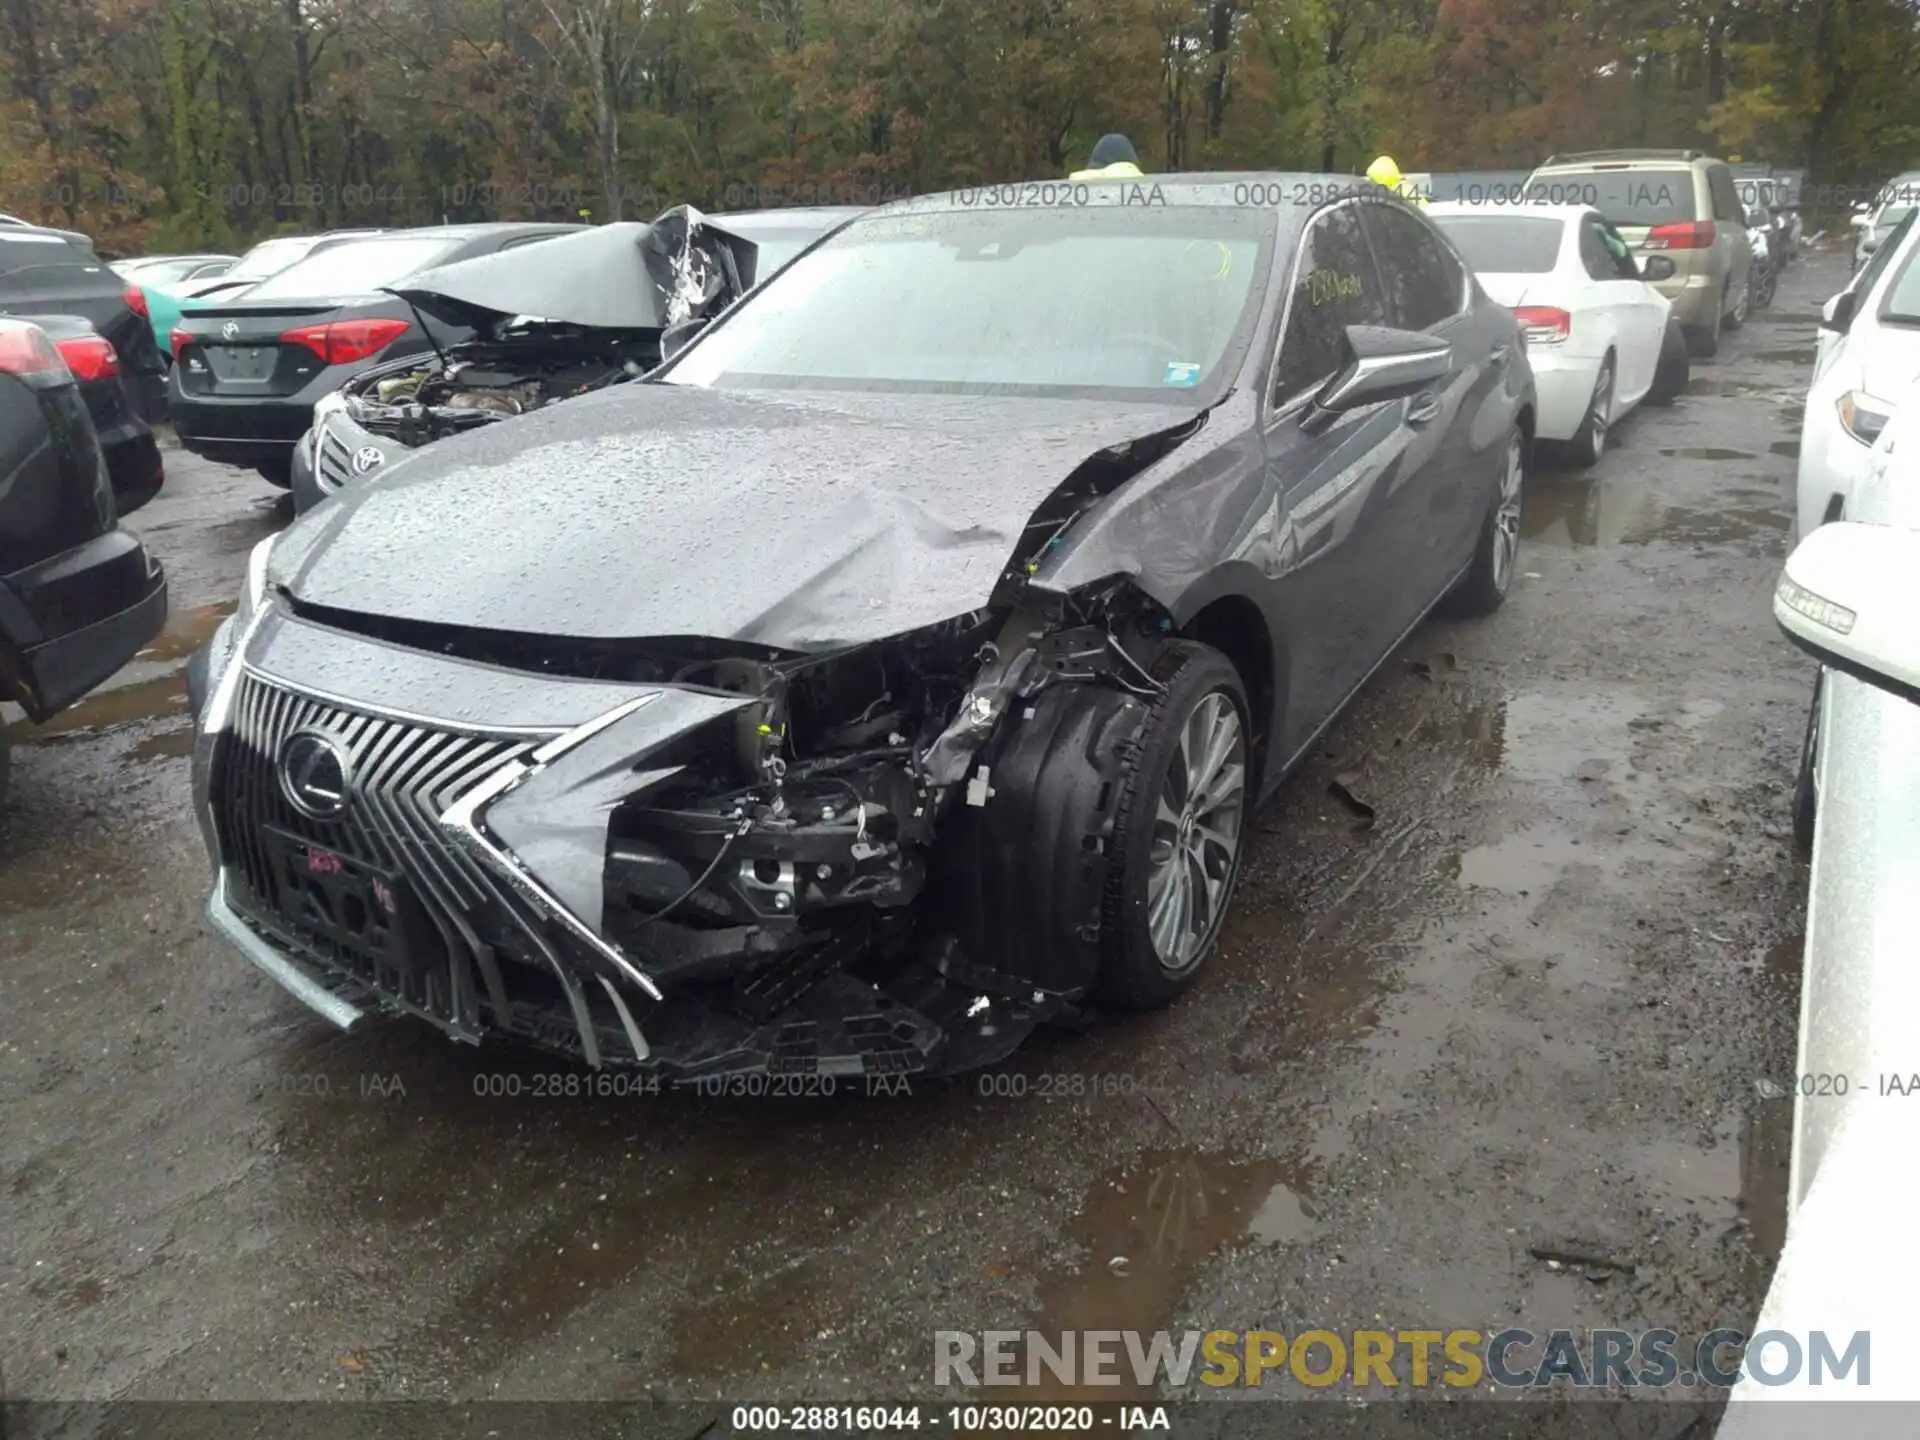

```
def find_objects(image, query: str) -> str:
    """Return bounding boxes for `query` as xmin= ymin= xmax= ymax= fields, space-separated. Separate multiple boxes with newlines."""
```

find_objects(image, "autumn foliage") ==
xmin=1 ymin=0 xmax=1916 ymax=253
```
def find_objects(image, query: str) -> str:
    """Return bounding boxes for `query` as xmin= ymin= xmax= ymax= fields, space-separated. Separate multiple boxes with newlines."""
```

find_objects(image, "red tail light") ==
xmin=280 ymin=317 xmax=410 ymax=366
xmin=54 ymin=334 xmax=120 ymax=382
xmin=123 ymin=284 xmax=149 ymax=317
xmin=1643 ymin=221 xmax=1716 ymax=250
xmin=170 ymin=327 xmax=193 ymax=360
xmin=0 ymin=322 xmax=71 ymax=386
xmin=1513 ymin=306 xmax=1571 ymax=345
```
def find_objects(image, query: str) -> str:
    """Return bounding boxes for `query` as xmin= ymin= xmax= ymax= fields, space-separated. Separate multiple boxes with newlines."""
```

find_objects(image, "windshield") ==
xmin=1876 ymin=204 xmax=1915 ymax=232
xmin=662 ymin=206 xmax=1276 ymax=399
xmin=226 ymin=236 xmax=317 ymax=283
xmin=1540 ymin=169 xmax=1694 ymax=227
xmin=241 ymin=235 xmax=464 ymax=299
xmin=1429 ymin=215 xmax=1562 ymax=273
xmin=1875 ymin=213 xmax=1920 ymax=323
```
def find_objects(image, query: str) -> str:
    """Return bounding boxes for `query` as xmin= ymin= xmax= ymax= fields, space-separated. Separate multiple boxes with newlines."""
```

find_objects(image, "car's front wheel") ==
xmin=1098 ymin=643 xmax=1252 ymax=1012
xmin=1792 ymin=670 xmax=1822 ymax=854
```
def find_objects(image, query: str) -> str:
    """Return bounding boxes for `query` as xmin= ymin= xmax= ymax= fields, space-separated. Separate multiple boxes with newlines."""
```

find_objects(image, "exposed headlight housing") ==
xmin=1838 ymin=389 xmax=1894 ymax=447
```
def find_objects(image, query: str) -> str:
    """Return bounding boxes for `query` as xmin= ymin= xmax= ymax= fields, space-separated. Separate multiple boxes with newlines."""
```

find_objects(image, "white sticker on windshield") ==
xmin=1164 ymin=361 xmax=1201 ymax=387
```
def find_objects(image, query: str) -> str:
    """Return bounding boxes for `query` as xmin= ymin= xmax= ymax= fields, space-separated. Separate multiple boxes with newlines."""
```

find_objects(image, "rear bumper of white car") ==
xmin=1526 ymin=352 xmax=1605 ymax=442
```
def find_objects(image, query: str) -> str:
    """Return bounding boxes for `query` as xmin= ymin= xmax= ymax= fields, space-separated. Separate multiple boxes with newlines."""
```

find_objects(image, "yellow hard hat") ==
xmin=1366 ymin=155 xmax=1402 ymax=189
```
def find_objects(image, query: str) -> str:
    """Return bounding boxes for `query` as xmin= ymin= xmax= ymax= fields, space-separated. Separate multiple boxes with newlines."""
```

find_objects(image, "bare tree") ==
xmin=539 ymin=0 xmax=647 ymax=218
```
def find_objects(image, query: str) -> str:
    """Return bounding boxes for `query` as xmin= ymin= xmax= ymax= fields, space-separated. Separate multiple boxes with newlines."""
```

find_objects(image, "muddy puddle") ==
xmin=1523 ymin=473 xmax=1788 ymax=550
xmin=3 ymin=602 xmax=227 ymax=749
xmin=1021 ymin=1151 xmax=1318 ymax=1400
xmin=1658 ymin=447 xmax=1759 ymax=461
xmin=1751 ymin=347 xmax=1818 ymax=364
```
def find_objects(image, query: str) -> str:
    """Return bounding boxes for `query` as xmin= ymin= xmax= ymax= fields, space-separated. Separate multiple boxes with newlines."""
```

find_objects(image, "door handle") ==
xmin=1406 ymin=391 xmax=1440 ymax=426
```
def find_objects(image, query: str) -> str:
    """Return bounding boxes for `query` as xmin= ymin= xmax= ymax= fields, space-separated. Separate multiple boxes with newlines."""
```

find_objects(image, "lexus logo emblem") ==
xmin=220 ymin=321 xmax=239 ymax=340
xmin=279 ymin=730 xmax=352 ymax=820
xmin=351 ymin=445 xmax=384 ymax=474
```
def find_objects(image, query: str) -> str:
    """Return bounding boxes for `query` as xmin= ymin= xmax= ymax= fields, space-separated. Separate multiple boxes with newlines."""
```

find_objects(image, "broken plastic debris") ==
xmin=965 ymin=765 xmax=995 ymax=807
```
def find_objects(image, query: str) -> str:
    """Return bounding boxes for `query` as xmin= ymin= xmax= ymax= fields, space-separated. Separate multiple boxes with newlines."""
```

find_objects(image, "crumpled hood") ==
xmin=274 ymin=383 xmax=1208 ymax=650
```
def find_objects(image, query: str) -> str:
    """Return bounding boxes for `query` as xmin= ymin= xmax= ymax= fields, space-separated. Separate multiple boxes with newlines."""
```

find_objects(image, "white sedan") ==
xmin=1429 ymin=201 xmax=1682 ymax=465
xmin=1797 ymin=205 xmax=1920 ymax=544
xmin=1718 ymin=392 xmax=1920 ymax=1427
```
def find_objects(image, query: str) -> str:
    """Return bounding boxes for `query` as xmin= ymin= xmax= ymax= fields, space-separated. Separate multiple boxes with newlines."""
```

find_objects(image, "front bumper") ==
xmin=191 ymin=606 xmax=1075 ymax=1078
xmin=2 ymin=529 xmax=167 ymax=721
xmin=295 ymin=408 xmax=396 ymax=513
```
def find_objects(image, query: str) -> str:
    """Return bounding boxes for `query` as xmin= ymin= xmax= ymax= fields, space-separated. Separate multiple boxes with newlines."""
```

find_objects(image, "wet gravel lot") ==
xmin=1 ymin=258 xmax=1833 ymax=1414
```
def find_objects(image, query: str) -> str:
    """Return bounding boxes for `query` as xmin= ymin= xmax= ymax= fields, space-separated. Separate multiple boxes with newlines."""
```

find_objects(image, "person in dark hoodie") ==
xmin=1071 ymin=133 xmax=1144 ymax=180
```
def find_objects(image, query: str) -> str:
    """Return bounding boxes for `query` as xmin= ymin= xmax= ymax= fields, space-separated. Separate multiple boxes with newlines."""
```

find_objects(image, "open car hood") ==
xmin=384 ymin=207 xmax=759 ymax=334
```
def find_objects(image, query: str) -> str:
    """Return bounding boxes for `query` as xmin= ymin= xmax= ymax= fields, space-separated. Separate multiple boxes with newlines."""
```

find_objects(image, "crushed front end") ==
xmin=192 ymin=569 xmax=1180 ymax=1081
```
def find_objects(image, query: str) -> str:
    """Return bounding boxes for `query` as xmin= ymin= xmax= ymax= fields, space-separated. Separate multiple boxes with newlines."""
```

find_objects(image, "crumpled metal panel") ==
xmin=273 ymin=382 xmax=1210 ymax=651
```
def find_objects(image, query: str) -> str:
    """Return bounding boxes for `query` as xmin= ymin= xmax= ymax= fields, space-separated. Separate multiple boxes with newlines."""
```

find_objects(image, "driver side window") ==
xmin=1271 ymin=203 xmax=1389 ymax=407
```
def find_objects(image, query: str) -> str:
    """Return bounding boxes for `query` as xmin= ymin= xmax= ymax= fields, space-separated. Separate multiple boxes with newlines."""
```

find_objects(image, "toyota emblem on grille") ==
xmin=221 ymin=320 xmax=239 ymax=340
xmin=279 ymin=730 xmax=352 ymax=820
xmin=351 ymin=445 xmax=384 ymax=474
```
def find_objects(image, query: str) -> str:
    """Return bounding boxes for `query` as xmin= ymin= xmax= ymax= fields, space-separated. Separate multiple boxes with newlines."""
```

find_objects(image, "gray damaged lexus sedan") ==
xmin=187 ymin=176 xmax=1535 ymax=1080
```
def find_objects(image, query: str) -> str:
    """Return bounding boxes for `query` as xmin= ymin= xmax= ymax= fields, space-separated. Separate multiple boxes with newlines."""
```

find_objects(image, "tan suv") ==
xmin=1524 ymin=149 xmax=1754 ymax=357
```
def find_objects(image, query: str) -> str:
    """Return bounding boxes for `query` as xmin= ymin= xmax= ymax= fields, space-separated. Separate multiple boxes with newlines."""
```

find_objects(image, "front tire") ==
xmin=1444 ymin=426 xmax=1525 ymax=618
xmin=1792 ymin=671 xmax=1821 ymax=854
xmin=255 ymin=458 xmax=293 ymax=489
xmin=1097 ymin=643 xmax=1251 ymax=1012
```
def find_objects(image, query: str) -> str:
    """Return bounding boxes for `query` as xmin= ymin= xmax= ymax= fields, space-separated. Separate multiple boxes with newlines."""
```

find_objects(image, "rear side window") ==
xmin=1363 ymin=204 xmax=1464 ymax=330
xmin=1578 ymin=221 xmax=1619 ymax=280
xmin=0 ymin=233 xmax=87 ymax=280
xmin=1272 ymin=203 xmax=1388 ymax=404
xmin=1429 ymin=215 xmax=1562 ymax=274
xmin=1542 ymin=169 xmax=1695 ymax=227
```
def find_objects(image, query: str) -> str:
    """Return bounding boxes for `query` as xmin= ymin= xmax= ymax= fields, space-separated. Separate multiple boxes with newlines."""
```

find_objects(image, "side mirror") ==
xmin=1821 ymin=291 xmax=1857 ymax=334
xmin=1642 ymin=255 xmax=1676 ymax=281
xmin=659 ymin=316 xmax=709 ymax=362
xmin=1311 ymin=325 xmax=1451 ymax=418
xmin=1776 ymin=522 xmax=1920 ymax=707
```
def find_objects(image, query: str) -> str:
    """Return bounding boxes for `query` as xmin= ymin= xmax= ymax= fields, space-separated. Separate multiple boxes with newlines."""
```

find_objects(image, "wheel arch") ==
xmin=1176 ymin=584 xmax=1279 ymax=790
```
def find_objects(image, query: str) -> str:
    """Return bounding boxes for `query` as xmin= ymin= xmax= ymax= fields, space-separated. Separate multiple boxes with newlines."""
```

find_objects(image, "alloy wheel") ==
xmin=1490 ymin=432 xmax=1525 ymax=593
xmin=1146 ymin=691 xmax=1248 ymax=974
xmin=1585 ymin=364 xmax=1613 ymax=463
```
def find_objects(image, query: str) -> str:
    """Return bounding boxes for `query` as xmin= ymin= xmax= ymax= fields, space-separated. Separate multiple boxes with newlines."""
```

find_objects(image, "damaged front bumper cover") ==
xmin=191 ymin=601 xmax=1142 ymax=1080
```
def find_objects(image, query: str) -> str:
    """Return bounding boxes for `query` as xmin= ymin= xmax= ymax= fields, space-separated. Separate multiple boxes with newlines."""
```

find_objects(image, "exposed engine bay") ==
xmin=342 ymin=330 xmax=657 ymax=446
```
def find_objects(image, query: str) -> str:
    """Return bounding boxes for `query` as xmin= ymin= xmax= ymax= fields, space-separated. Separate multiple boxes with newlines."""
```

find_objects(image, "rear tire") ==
xmin=1685 ymin=303 xmax=1721 ymax=358
xmin=1096 ymin=643 xmax=1251 ymax=1013
xmin=1647 ymin=318 xmax=1690 ymax=405
xmin=1443 ymin=426 xmax=1525 ymax=618
xmin=1567 ymin=357 xmax=1613 ymax=469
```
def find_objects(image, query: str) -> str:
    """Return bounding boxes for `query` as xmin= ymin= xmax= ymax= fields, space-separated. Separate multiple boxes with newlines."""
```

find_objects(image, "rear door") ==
xmin=1577 ymin=216 xmax=1661 ymax=399
xmin=1360 ymin=200 xmax=1489 ymax=601
xmin=1258 ymin=198 xmax=1418 ymax=761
